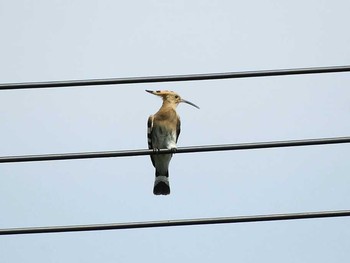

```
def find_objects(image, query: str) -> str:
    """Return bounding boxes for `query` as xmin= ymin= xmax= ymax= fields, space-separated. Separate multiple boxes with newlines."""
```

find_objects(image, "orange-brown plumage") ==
xmin=146 ymin=90 xmax=199 ymax=195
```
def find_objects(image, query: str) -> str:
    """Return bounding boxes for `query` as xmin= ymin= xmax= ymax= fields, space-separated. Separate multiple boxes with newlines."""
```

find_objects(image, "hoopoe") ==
xmin=146 ymin=90 xmax=199 ymax=195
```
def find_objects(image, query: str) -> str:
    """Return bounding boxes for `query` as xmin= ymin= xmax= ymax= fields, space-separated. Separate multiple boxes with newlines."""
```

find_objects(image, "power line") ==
xmin=1 ymin=65 xmax=350 ymax=90
xmin=1 ymin=210 xmax=349 ymax=236
xmin=0 ymin=136 xmax=349 ymax=163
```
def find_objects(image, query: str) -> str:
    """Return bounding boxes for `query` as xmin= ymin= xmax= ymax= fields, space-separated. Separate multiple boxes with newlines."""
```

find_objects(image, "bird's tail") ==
xmin=153 ymin=171 xmax=170 ymax=195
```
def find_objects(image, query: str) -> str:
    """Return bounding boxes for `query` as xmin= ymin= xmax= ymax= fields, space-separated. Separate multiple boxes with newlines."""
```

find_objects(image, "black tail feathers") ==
xmin=153 ymin=171 xmax=170 ymax=195
xmin=153 ymin=181 xmax=170 ymax=195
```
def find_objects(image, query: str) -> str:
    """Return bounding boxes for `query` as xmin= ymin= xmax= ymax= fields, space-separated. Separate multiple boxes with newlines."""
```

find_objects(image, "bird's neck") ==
xmin=155 ymin=101 xmax=178 ymax=120
xmin=161 ymin=100 xmax=177 ymax=111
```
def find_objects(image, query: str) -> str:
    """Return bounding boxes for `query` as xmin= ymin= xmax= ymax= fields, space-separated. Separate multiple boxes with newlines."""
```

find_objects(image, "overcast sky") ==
xmin=1 ymin=1 xmax=350 ymax=262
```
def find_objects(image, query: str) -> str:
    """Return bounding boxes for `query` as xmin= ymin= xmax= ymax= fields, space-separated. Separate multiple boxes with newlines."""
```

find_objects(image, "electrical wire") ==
xmin=1 ymin=210 xmax=349 ymax=236
xmin=1 ymin=66 xmax=349 ymax=237
xmin=0 ymin=136 xmax=349 ymax=163
xmin=1 ymin=65 xmax=350 ymax=90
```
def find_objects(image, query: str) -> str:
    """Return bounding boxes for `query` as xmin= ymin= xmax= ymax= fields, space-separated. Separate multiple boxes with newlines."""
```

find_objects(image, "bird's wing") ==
xmin=147 ymin=115 xmax=155 ymax=167
xmin=176 ymin=117 xmax=181 ymax=143
xmin=147 ymin=115 xmax=154 ymax=149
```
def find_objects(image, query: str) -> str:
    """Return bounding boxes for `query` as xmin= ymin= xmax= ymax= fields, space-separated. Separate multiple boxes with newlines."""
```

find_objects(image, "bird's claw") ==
xmin=152 ymin=148 xmax=160 ymax=153
xmin=170 ymin=147 xmax=177 ymax=153
xmin=152 ymin=148 xmax=177 ymax=154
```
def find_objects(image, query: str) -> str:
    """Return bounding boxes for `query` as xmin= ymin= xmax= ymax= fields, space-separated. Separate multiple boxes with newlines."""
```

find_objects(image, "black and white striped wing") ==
xmin=147 ymin=115 xmax=155 ymax=166
xmin=176 ymin=117 xmax=181 ymax=143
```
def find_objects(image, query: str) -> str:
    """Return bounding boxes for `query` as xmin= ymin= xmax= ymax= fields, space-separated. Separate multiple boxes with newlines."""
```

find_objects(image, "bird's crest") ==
xmin=145 ymin=90 xmax=200 ymax=109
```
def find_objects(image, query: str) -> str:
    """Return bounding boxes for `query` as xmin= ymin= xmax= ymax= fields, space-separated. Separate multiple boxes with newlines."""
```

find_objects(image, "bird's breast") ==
xmin=151 ymin=124 xmax=177 ymax=149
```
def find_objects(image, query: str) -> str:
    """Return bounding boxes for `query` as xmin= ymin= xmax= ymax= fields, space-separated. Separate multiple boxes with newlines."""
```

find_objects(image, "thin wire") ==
xmin=0 ymin=136 xmax=349 ymax=163
xmin=1 ymin=210 xmax=349 ymax=236
xmin=1 ymin=65 xmax=350 ymax=90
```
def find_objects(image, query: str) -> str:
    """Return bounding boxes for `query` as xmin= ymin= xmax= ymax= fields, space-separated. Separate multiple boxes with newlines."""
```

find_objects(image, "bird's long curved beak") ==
xmin=181 ymin=99 xmax=200 ymax=109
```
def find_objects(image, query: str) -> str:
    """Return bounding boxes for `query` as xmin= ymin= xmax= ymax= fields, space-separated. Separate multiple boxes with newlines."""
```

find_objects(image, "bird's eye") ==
xmin=175 ymin=95 xmax=179 ymax=99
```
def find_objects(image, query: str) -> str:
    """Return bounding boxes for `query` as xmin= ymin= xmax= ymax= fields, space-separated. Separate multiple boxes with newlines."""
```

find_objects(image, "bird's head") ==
xmin=145 ymin=90 xmax=200 ymax=109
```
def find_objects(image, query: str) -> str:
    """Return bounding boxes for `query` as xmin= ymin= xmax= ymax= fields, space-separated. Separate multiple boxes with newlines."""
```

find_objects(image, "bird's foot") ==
xmin=170 ymin=147 xmax=177 ymax=153
xmin=152 ymin=148 xmax=160 ymax=153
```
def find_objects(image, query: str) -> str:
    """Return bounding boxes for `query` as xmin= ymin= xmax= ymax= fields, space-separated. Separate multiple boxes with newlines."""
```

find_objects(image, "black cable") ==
xmin=1 ymin=65 xmax=350 ymax=90
xmin=0 ymin=136 xmax=349 ymax=163
xmin=1 ymin=210 xmax=349 ymax=236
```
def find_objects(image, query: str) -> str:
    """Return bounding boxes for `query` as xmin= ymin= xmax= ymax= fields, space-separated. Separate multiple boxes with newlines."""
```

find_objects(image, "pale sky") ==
xmin=0 ymin=1 xmax=350 ymax=262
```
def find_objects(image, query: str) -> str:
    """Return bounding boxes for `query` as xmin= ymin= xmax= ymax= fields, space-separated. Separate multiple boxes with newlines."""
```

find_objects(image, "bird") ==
xmin=146 ymin=90 xmax=199 ymax=195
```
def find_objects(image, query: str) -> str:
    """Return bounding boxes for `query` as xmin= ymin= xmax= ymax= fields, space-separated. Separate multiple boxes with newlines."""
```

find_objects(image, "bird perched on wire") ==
xmin=146 ymin=90 xmax=199 ymax=195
